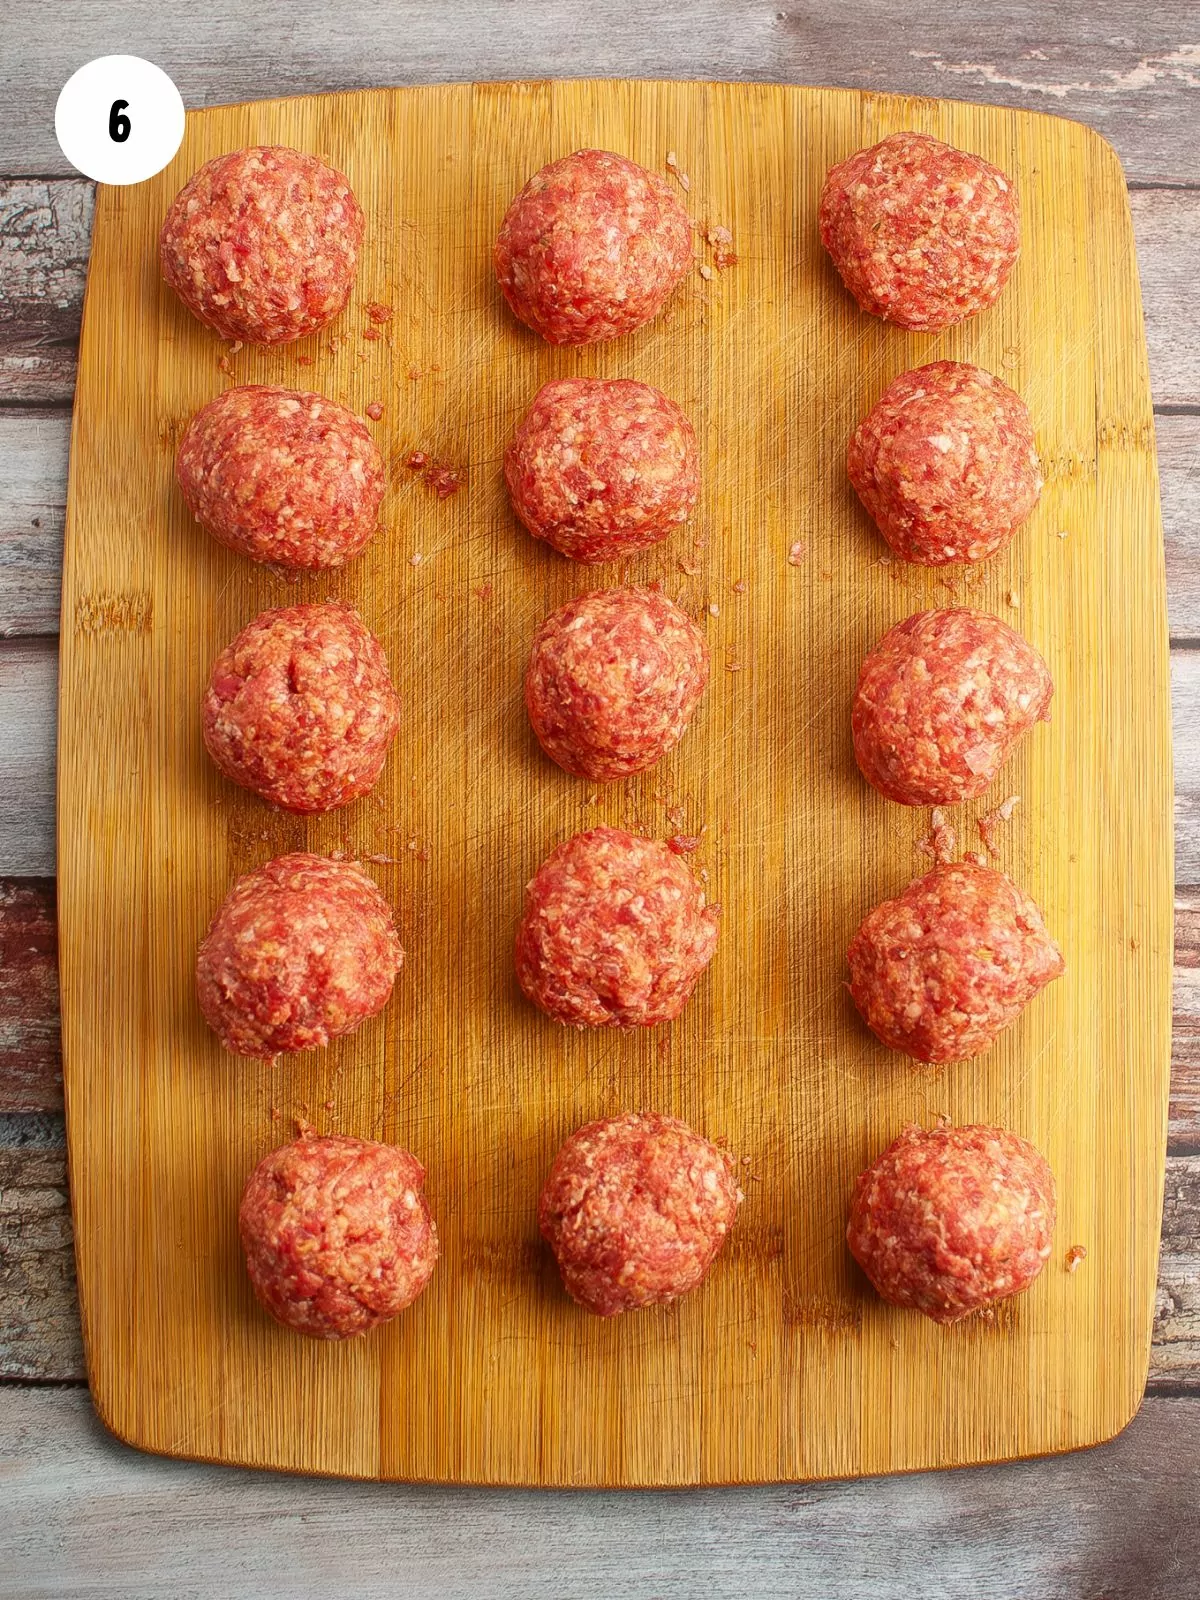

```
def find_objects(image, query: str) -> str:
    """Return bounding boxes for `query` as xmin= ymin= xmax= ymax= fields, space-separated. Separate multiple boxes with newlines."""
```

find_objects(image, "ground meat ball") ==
xmin=848 ymin=362 xmax=1041 ymax=566
xmin=852 ymin=608 xmax=1053 ymax=806
xmin=203 ymin=602 xmax=400 ymax=813
xmin=539 ymin=1112 xmax=740 ymax=1316
xmin=494 ymin=149 xmax=693 ymax=345
xmin=526 ymin=587 xmax=709 ymax=780
xmin=160 ymin=146 xmax=364 ymax=344
xmin=819 ymin=132 xmax=1019 ymax=331
xmin=847 ymin=861 xmax=1063 ymax=1062
xmin=239 ymin=1134 xmax=437 ymax=1339
xmin=176 ymin=385 xmax=385 ymax=570
xmin=196 ymin=853 xmax=402 ymax=1059
xmin=516 ymin=826 xmax=720 ymax=1028
xmin=847 ymin=1123 xmax=1056 ymax=1323
xmin=505 ymin=378 xmax=699 ymax=563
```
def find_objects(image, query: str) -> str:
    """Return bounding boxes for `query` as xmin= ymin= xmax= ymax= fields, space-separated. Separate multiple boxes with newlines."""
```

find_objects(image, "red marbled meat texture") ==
xmin=852 ymin=607 xmax=1053 ymax=807
xmin=539 ymin=1112 xmax=740 ymax=1316
xmin=494 ymin=149 xmax=693 ymax=345
xmin=526 ymin=586 xmax=709 ymax=781
xmin=847 ymin=861 xmax=1063 ymax=1062
xmin=819 ymin=132 xmax=1019 ymax=332
xmin=239 ymin=1133 xmax=437 ymax=1340
xmin=847 ymin=1123 xmax=1056 ymax=1324
xmin=515 ymin=826 xmax=720 ymax=1029
xmin=848 ymin=361 xmax=1042 ymax=566
xmin=203 ymin=602 xmax=400 ymax=814
xmin=196 ymin=853 xmax=403 ymax=1059
xmin=160 ymin=145 xmax=364 ymax=344
xmin=506 ymin=378 xmax=699 ymax=564
xmin=176 ymin=384 xmax=385 ymax=570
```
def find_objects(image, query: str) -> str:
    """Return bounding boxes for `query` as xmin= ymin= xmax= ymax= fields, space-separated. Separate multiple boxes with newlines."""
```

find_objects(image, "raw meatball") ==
xmin=847 ymin=861 xmax=1063 ymax=1062
xmin=176 ymin=385 xmax=385 ymax=570
xmin=196 ymin=853 xmax=402 ymax=1059
xmin=160 ymin=146 xmax=364 ymax=344
xmin=494 ymin=149 xmax=693 ymax=345
xmin=516 ymin=826 xmax=720 ymax=1028
xmin=526 ymin=587 xmax=709 ymax=780
xmin=852 ymin=608 xmax=1053 ymax=806
xmin=239 ymin=1133 xmax=437 ymax=1339
xmin=539 ymin=1112 xmax=740 ymax=1316
xmin=847 ymin=1123 xmax=1056 ymax=1323
xmin=848 ymin=362 xmax=1041 ymax=565
xmin=505 ymin=378 xmax=699 ymax=563
xmin=203 ymin=602 xmax=400 ymax=813
xmin=819 ymin=132 xmax=1019 ymax=330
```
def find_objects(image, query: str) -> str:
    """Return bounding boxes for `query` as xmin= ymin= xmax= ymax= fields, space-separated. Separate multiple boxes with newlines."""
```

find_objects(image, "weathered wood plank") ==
xmin=1174 ymin=653 xmax=1200 ymax=886
xmin=1132 ymin=188 xmax=1200 ymax=412
xmin=0 ymin=879 xmax=59 ymax=1113
xmin=1161 ymin=416 xmax=1200 ymax=643
xmin=1174 ymin=890 xmax=1200 ymax=1148
xmin=0 ymin=180 xmax=1197 ymax=413
xmin=0 ymin=638 xmax=56 ymax=876
xmin=0 ymin=1116 xmax=81 ymax=1382
xmin=0 ymin=1384 xmax=1198 ymax=1597
xmin=1 ymin=1 xmax=1199 ymax=185
xmin=0 ymin=410 xmax=68 ymax=637
xmin=0 ymin=180 xmax=93 ymax=406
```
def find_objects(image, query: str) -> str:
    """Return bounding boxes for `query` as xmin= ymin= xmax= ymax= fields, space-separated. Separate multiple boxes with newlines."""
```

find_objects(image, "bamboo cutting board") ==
xmin=58 ymin=79 xmax=1172 ymax=1486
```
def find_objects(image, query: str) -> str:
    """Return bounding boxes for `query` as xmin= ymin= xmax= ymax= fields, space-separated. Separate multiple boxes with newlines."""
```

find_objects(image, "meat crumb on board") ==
xmin=705 ymin=225 xmax=738 ymax=269
xmin=668 ymin=834 xmax=703 ymax=855
xmin=788 ymin=541 xmax=807 ymax=566
xmin=366 ymin=302 xmax=394 ymax=324
xmin=977 ymin=794 xmax=1021 ymax=857
xmin=917 ymin=808 xmax=957 ymax=866
xmin=365 ymin=401 xmax=384 ymax=420
xmin=1065 ymin=1245 xmax=1088 ymax=1273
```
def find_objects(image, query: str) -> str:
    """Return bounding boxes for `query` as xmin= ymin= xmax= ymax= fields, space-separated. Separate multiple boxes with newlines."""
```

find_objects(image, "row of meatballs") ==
xmin=163 ymin=130 xmax=1059 ymax=1336
xmin=238 ymin=1117 xmax=1055 ymax=1340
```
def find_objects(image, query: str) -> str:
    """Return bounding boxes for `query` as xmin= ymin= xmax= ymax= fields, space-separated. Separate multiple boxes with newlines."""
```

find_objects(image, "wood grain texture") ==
xmin=2 ymin=1 xmax=1199 ymax=184
xmin=56 ymin=82 xmax=1172 ymax=1485
xmin=0 ymin=640 xmax=55 ymax=876
xmin=0 ymin=1115 xmax=81 ymax=1382
xmin=3 ymin=1385 xmax=1200 ymax=1600
xmin=6 ymin=181 xmax=1198 ymax=412
xmin=0 ymin=180 xmax=92 ymax=406
xmin=0 ymin=880 xmax=59 ymax=1111
xmin=0 ymin=411 xmax=68 ymax=638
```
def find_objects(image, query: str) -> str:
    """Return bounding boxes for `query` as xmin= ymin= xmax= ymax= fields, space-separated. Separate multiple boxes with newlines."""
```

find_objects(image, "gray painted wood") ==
xmin=2 ymin=1385 xmax=1199 ymax=1599
xmin=1 ymin=2 xmax=1199 ymax=185
xmin=0 ymin=641 xmax=56 ymax=875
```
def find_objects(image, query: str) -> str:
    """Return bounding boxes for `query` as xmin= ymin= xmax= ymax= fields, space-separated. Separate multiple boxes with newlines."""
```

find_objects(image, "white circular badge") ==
xmin=55 ymin=56 xmax=185 ymax=185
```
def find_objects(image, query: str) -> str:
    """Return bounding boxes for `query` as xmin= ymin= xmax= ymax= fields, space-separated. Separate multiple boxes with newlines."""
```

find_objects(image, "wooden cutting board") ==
xmin=58 ymin=79 xmax=1172 ymax=1486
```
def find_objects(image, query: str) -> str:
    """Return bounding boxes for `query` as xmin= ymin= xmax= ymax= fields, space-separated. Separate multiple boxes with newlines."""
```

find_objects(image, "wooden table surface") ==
xmin=2 ymin=2 xmax=1198 ymax=1594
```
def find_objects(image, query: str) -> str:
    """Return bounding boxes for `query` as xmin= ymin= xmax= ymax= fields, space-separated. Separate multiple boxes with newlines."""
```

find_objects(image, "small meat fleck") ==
xmin=917 ymin=808 xmax=957 ymax=866
xmin=365 ymin=401 xmax=384 ymax=420
xmin=366 ymin=302 xmax=394 ymax=324
xmin=668 ymin=834 xmax=702 ymax=854
xmin=788 ymin=541 xmax=807 ymax=566
xmin=977 ymin=794 xmax=1021 ymax=857
xmin=1064 ymin=1244 xmax=1087 ymax=1273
